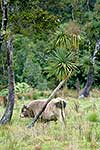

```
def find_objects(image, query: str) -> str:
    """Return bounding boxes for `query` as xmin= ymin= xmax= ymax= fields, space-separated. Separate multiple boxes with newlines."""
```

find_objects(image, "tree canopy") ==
xmin=0 ymin=0 xmax=100 ymax=91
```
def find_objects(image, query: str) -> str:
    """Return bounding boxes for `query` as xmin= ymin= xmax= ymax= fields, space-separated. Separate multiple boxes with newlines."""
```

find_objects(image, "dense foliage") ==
xmin=0 ymin=0 xmax=100 ymax=91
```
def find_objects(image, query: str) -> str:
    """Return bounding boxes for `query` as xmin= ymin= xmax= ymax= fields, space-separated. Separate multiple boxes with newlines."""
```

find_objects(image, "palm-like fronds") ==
xmin=55 ymin=31 xmax=71 ymax=49
xmin=45 ymin=49 xmax=77 ymax=81
xmin=54 ymin=21 xmax=81 ymax=50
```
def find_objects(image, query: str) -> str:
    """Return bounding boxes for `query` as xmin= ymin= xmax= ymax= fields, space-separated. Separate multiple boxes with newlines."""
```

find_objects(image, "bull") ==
xmin=20 ymin=97 xmax=67 ymax=126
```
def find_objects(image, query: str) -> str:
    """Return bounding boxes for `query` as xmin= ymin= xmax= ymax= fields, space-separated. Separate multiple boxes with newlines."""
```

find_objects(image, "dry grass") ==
xmin=0 ymin=89 xmax=100 ymax=150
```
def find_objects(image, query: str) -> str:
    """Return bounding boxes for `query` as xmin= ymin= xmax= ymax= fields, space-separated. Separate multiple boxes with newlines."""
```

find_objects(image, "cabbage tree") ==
xmin=28 ymin=22 xmax=79 ymax=127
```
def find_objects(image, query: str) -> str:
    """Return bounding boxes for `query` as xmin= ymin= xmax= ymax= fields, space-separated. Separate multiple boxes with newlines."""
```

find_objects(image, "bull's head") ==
xmin=20 ymin=105 xmax=34 ymax=118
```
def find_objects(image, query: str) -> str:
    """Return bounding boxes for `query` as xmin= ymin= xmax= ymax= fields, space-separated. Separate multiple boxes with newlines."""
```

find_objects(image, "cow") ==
xmin=20 ymin=97 xmax=67 ymax=126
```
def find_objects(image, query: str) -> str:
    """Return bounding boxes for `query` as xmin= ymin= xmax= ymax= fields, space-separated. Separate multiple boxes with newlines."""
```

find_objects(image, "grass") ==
xmin=0 ymin=90 xmax=100 ymax=150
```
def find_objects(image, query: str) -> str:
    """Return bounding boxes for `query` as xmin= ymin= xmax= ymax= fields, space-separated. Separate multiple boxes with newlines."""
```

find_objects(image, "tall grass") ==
xmin=0 ymin=90 xmax=100 ymax=150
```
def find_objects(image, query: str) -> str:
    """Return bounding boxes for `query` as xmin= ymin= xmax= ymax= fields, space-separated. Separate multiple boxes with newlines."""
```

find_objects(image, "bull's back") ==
xmin=28 ymin=100 xmax=47 ymax=115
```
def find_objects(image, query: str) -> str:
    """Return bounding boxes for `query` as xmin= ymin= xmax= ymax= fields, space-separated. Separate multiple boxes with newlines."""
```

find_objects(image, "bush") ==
xmin=0 ymin=82 xmax=33 ymax=96
xmin=87 ymin=112 xmax=99 ymax=122
xmin=15 ymin=82 xmax=32 ymax=93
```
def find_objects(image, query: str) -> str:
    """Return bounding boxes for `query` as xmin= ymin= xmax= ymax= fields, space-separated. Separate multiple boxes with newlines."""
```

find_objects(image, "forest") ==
xmin=0 ymin=0 xmax=100 ymax=150
xmin=0 ymin=0 xmax=100 ymax=92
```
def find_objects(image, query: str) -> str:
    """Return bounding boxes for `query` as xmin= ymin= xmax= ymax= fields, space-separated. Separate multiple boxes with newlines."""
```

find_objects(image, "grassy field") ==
xmin=0 ymin=90 xmax=100 ymax=150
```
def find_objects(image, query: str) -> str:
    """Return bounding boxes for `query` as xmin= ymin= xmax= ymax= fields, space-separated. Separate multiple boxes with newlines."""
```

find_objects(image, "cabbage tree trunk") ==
xmin=28 ymin=79 xmax=66 ymax=128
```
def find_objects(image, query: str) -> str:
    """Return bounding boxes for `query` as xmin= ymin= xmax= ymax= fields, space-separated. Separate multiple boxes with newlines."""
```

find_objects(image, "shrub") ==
xmin=87 ymin=112 xmax=99 ymax=122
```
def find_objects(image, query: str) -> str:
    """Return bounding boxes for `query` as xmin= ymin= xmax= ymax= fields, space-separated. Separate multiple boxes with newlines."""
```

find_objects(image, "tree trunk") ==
xmin=75 ymin=78 xmax=80 ymax=98
xmin=1 ymin=0 xmax=8 ymax=31
xmin=28 ymin=79 xmax=66 ymax=128
xmin=79 ymin=64 xmax=94 ymax=98
xmin=79 ymin=39 xmax=100 ymax=98
xmin=0 ymin=37 xmax=15 ymax=125
xmin=0 ymin=0 xmax=8 ymax=51
xmin=0 ymin=0 xmax=15 ymax=126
